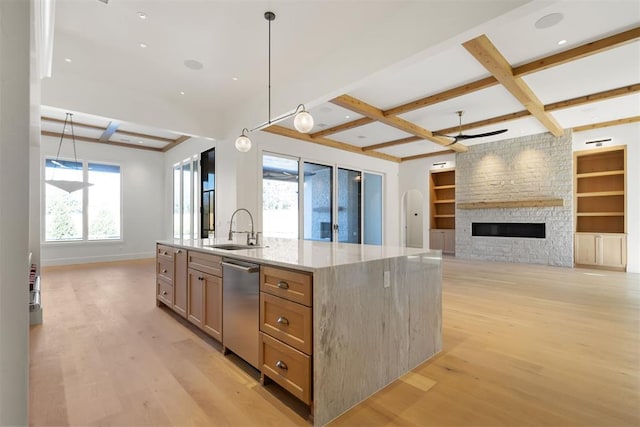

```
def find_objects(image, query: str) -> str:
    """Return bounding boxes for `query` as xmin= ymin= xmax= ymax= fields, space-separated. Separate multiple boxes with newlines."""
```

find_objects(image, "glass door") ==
xmin=303 ymin=162 xmax=333 ymax=241
xmin=262 ymin=153 xmax=299 ymax=239
xmin=363 ymin=172 xmax=383 ymax=245
xmin=337 ymin=168 xmax=362 ymax=243
xmin=200 ymin=148 xmax=215 ymax=238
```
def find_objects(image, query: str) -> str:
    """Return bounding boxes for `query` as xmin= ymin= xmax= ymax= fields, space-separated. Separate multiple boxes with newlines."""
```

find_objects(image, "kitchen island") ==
xmin=156 ymin=237 xmax=442 ymax=425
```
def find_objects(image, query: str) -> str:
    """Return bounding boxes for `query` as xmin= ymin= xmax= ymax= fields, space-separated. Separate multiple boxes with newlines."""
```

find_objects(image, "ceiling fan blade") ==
xmin=458 ymin=129 xmax=508 ymax=139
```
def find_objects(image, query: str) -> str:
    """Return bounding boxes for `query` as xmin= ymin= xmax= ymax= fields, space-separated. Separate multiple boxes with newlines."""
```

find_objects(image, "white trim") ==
xmin=41 ymin=251 xmax=155 ymax=267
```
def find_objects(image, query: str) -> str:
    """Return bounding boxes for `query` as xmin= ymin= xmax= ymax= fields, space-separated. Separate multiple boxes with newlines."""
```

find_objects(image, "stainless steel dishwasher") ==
xmin=222 ymin=258 xmax=260 ymax=369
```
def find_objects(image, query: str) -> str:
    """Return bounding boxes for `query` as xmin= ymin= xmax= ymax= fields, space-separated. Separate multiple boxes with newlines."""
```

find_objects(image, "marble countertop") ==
xmin=158 ymin=237 xmax=440 ymax=272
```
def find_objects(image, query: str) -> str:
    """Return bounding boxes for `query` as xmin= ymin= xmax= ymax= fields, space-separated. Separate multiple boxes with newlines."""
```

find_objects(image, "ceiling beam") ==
xmin=383 ymin=77 xmax=497 ymax=117
xmin=374 ymin=26 xmax=640 ymax=118
xmin=42 ymin=116 xmax=105 ymax=132
xmin=310 ymin=117 xmax=374 ymax=138
xmin=41 ymin=131 xmax=162 ymax=152
xmin=115 ymin=129 xmax=175 ymax=144
xmin=545 ymin=83 xmax=640 ymax=112
xmin=331 ymin=95 xmax=468 ymax=152
xmin=161 ymin=135 xmax=191 ymax=152
xmin=263 ymin=125 xmax=401 ymax=163
xmin=362 ymin=136 xmax=421 ymax=151
xmin=572 ymin=116 xmax=640 ymax=132
xmin=435 ymin=111 xmax=531 ymax=135
xmin=512 ymin=26 xmax=640 ymax=76
xmin=463 ymin=34 xmax=564 ymax=137
xmin=401 ymin=150 xmax=455 ymax=162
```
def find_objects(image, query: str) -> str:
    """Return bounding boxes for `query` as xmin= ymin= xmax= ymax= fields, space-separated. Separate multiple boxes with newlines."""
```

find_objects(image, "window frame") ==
xmin=42 ymin=156 xmax=123 ymax=244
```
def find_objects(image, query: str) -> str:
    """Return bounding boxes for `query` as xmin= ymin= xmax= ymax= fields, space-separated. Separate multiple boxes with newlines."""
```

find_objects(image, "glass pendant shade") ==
xmin=294 ymin=110 xmax=314 ymax=133
xmin=235 ymin=134 xmax=252 ymax=152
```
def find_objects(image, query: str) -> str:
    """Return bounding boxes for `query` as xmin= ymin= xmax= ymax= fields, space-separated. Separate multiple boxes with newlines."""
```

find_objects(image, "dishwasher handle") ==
xmin=221 ymin=261 xmax=259 ymax=273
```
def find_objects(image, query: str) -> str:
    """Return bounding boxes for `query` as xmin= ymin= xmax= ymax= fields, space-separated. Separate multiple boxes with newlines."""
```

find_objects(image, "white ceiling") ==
xmin=45 ymin=0 xmax=640 ymax=159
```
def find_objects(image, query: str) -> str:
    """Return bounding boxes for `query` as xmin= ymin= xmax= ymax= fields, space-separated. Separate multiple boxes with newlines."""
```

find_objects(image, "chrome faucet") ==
xmin=228 ymin=208 xmax=260 ymax=245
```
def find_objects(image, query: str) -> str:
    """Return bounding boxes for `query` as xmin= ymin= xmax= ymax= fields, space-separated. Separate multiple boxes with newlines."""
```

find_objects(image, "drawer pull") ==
xmin=162 ymin=269 xmax=168 ymax=273
xmin=175 ymin=249 xmax=182 ymax=254
xmin=276 ymin=316 xmax=289 ymax=326
xmin=277 ymin=281 xmax=289 ymax=290
xmin=162 ymin=291 xmax=168 ymax=296
xmin=275 ymin=360 xmax=288 ymax=371
xmin=162 ymin=251 xmax=168 ymax=255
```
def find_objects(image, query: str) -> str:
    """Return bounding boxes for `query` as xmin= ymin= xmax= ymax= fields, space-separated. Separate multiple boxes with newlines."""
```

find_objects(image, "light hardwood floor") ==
xmin=30 ymin=258 xmax=640 ymax=426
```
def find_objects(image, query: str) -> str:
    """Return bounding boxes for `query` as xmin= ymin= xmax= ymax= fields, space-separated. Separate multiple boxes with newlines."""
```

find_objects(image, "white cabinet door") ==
xmin=575 ymin=234 xmax=598 ymax=265
xmin=600 ymin=234 xmax=626 ymax=268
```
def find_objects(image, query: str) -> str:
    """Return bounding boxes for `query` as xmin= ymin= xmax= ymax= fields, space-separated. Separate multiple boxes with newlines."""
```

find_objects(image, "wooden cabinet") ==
xmin=155 ymin=244 xmax=187 ymax=317
xmin=187 ymin=251 xmax=223 ymax=342
xmin=259 ymin=265 xmax=313 ymax=405
xmin=575 ymin=233 xmax=627 ymax=270
xmin=574 ymin=147 xmax=626 ymax=270
xmin=429 ymin=169 xmax=455 ymax=254
xmin=430 ymin=229 xmax=455 ymax=255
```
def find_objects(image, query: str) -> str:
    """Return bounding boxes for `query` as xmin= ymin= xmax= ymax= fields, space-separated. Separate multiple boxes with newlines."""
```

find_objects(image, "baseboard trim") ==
xmin=41 ymin=252 xmax=154 ymax=267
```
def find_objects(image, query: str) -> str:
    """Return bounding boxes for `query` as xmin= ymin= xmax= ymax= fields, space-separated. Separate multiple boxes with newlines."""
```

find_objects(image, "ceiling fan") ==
xmin=437 ymin=111 xmax=508 ymax=145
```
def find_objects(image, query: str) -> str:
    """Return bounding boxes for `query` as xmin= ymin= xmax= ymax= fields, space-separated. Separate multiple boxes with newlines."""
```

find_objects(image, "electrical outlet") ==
xmin=383 ymin=270 xmax=390 ymax=288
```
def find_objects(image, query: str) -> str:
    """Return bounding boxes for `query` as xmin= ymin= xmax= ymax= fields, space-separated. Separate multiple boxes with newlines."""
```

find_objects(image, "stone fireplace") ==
xmin=455 ymin=132 xmax=573 ymax=267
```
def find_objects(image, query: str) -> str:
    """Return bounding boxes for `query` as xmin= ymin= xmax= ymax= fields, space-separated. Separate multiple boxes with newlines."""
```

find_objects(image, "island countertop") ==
xmin=157 ymin=237 xmax=440 ymax=272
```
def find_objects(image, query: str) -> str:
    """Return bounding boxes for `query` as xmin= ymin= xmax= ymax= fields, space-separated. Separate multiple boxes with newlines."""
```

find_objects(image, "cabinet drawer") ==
xmin=157 ymin=277 xmax=173 ymax=306
xmin=188 ymin=251 xmax=222 ymax=277
xmin=157 ymin=258 xmax=173 ymax=283
xmin=157 ymin=244 xmax=175 ymax=262
xmin=260 ymin=332 xmax=311 ymax=405
xmin=261 ymin=265 xmax=312 ymax=306
xmin=260 ymin=292 xmax=312 ymax=355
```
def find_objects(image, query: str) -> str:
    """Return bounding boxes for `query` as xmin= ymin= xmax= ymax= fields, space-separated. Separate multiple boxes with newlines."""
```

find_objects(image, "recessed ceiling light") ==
xmin=534 ymin=13 xmax=563 ymax=29
xmin=184 ymin=59 xmax=204 ymax=70
xmin=137 ymin=11 xmax=147 ymax=20
xmin=138 ymin=140 xmax=144 ymax=144
xmin=64 ymin=58 xmax=72 ymax=63
xmin=345 ymin=115 xmax=350 ymax=119
xmin=232 ymin=77 xmax=238 ymax=81
xmin=357 ymin=135 xmax=366 ymax=139
xmin=180 ymin=91 xmax=185 ymax=95
xmin=139 ymin=42 xmax=148 ymax=48
xmin=557 ymin=39 xmax=567 ymax=45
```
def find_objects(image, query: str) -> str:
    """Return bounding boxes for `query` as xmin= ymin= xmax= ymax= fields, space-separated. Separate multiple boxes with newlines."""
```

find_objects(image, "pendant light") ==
xmin=235 ymin=11 xmax=314 ymax=152
xmin=45 ymin=113 xmax=93 ymax=193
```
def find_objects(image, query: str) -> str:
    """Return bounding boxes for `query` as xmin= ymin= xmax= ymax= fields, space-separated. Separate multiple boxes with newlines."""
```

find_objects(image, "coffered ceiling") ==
xmin=43 ymin=1 xmax=639 ymax=161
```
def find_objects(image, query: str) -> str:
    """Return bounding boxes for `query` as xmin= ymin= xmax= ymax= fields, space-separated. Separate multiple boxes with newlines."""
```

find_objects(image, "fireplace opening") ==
xmin=472 ymin=222 xmax=545 ymax=238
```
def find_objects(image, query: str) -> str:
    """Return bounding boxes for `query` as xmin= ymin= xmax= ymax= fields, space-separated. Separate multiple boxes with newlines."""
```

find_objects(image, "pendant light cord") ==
xmin=53 ymin=113 xmax=80 ymax=169
xmin=268 ymin=14 xmax=271 ymax=124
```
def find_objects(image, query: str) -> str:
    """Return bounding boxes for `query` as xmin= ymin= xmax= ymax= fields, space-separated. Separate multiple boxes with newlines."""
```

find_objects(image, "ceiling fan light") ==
xmin=294 ymin=110 xmax=314 ymax=133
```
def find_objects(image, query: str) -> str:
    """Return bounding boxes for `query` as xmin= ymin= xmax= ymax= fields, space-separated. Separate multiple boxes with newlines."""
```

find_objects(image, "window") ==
xmin=44 ymin=159 xmax=121 ymax=242
xmin=262 ymin=154 xmax=299 ymax=239
xmin=261 ymin=153 xmax=384 ymax=245
xmin=173 ymin=156 xmax=199 ymax=239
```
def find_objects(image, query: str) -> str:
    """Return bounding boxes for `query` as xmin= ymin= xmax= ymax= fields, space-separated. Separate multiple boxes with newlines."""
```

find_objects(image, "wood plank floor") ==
xmin=30 ymin=258 xmax=640 ymax=426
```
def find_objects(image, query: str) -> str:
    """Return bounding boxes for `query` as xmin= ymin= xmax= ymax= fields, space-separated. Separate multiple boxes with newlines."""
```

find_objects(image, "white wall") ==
xmin=40 ymin=135 xmax=164 ymax=265
xmin=0 ymin=0 xmax=30 ymax=423
xmin=573 ymin=122 xmax=640 ymax=273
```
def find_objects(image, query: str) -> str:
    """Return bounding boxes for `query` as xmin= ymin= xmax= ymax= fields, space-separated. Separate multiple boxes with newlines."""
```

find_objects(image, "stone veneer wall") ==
xmin=456 ymin=132 xmax=573 ymax=267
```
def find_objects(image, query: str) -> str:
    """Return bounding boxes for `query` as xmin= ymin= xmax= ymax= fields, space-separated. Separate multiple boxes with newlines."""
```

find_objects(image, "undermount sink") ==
xmin=205 ymin=243 xmax=261 ymax=251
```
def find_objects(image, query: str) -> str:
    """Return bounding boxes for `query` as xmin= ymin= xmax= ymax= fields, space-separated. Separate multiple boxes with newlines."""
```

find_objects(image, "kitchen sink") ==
xmin=205 ymin=243 xmax=261 ymax=250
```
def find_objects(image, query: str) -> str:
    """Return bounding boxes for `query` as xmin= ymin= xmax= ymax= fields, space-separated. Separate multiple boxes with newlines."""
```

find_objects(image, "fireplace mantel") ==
xmin=457 ymin=199 xmax=564 ymax=209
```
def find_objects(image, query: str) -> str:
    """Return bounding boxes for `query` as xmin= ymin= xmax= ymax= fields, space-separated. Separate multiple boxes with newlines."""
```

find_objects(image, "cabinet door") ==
xmin=575 ymin=234 xmax=597 ymax=265
xmin=443 ymin=230 xmax=455 ymax=255
xmin=600 ymin=234 xmax=626 ymax=268
xmin=187 ymin=268 xmax=204 ymax=329
xmin=203 ymin=273 xmax=222 ymax=342
xmin=430 ymin=230 xmax=444 ymax=251
xmin=173 ymin=249 xmax=188 ymax=318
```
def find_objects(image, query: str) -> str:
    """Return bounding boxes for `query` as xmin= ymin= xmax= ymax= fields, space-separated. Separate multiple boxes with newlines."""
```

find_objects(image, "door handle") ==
xmin=221 ymin=261 xmax=259 ymax=273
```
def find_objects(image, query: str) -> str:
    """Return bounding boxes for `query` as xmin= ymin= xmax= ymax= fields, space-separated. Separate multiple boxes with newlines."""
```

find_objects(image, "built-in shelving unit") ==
xmin=574 ymin=146 xmax=627 ymax=270
xmin=430 ymin=169 xmax=455 ymax=254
